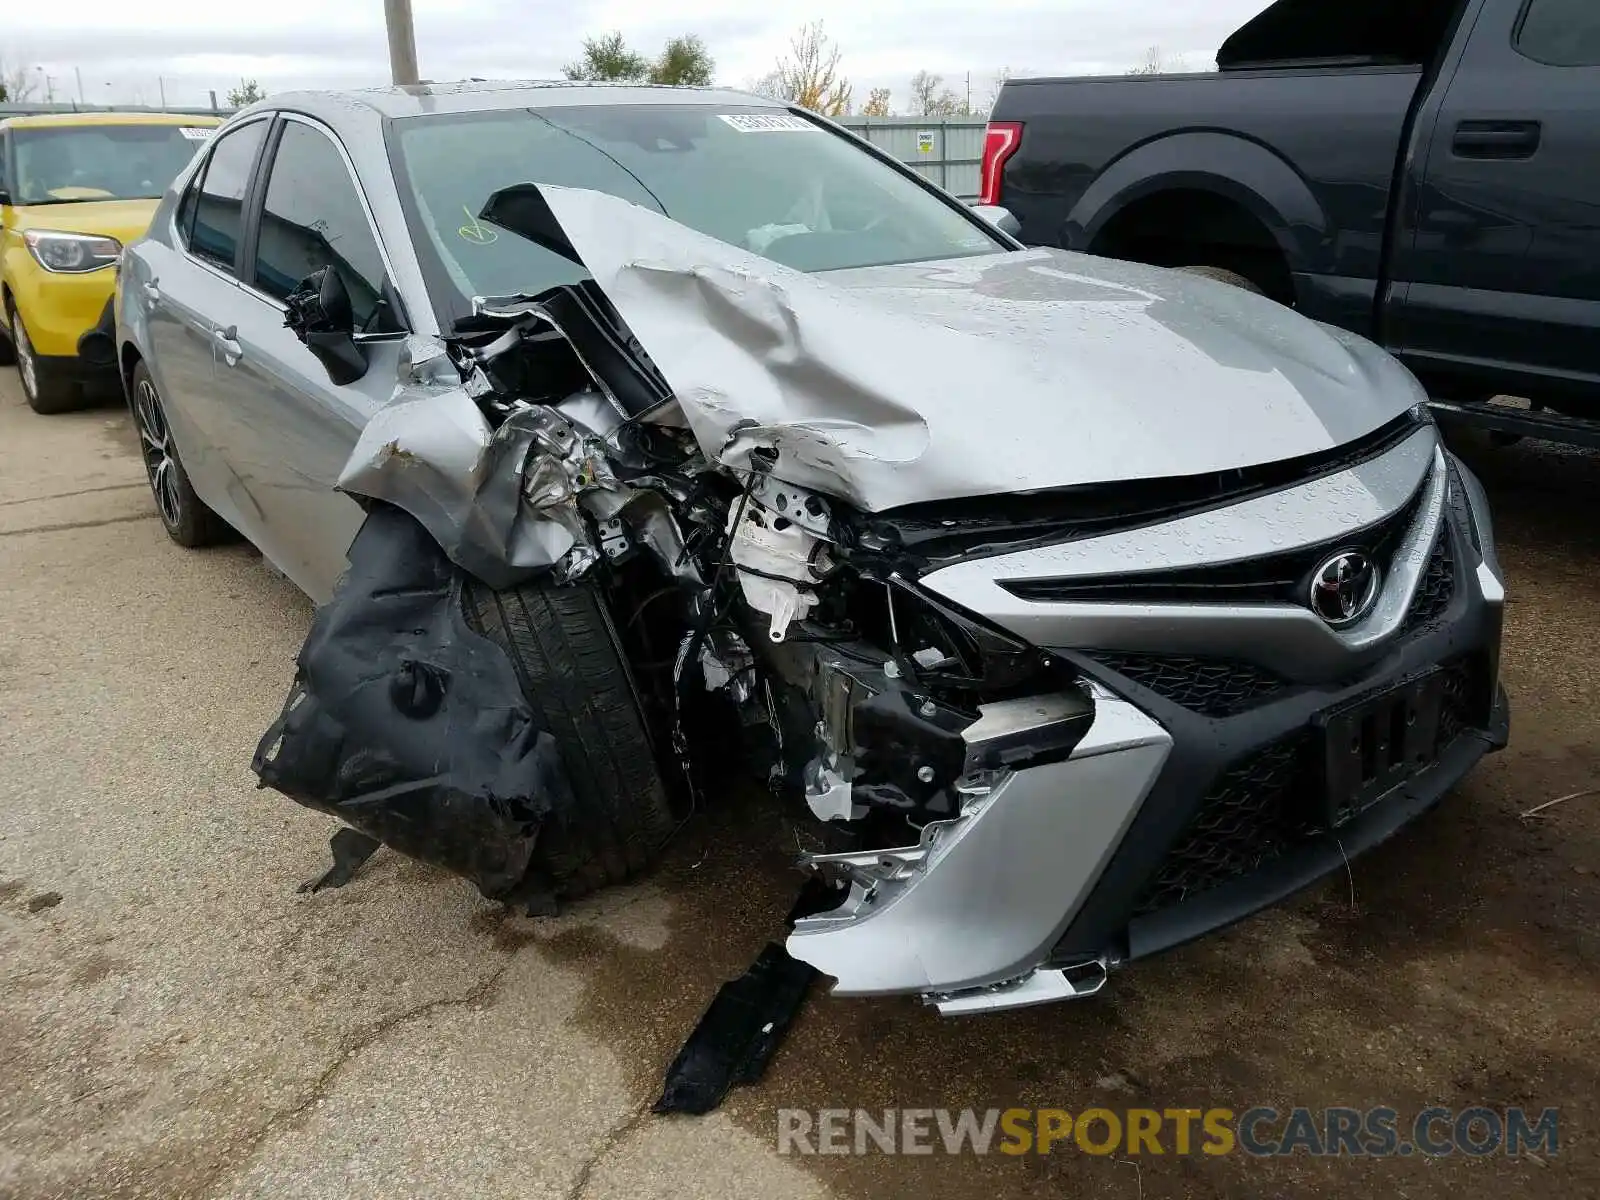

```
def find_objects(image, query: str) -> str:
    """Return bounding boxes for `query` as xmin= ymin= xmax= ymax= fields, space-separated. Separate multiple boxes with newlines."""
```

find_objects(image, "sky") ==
xmin=2 ymin=0 xmax=1272 ymax=111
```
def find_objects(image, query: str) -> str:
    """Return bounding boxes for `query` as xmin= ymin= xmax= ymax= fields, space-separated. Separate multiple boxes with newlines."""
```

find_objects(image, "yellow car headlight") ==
xmin=23 ymin=230 xmax=123 ymax=274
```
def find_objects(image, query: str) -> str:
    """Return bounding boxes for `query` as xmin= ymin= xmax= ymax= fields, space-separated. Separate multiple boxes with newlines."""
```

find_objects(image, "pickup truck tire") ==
xmin=461 ymin=575 xmax=677 ymax=901
xmin=1178 ymin=265 xmax=1267 ymax=295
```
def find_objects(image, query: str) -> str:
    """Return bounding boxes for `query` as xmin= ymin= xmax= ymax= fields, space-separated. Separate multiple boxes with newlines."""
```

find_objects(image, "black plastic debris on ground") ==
xmin=253 ymin=504 xmax=576 ymax=906
xmin=299 ymin=827 xmax=382 ymax=893
xmin=654 ymin=941 xmax=820 ymax=1116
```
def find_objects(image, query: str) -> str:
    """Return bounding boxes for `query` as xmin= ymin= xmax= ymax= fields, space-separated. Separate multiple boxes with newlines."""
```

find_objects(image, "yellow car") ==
xmin=0 ymin=112 xmax=220 ymax=413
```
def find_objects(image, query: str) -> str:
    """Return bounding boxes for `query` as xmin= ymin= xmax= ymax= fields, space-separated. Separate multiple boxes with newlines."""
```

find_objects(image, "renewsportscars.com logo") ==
xmin=776 ymin=1106 xmax=1560 ymax=1158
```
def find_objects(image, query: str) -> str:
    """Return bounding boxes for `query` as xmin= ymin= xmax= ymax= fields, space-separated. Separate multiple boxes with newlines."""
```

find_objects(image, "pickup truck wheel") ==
xmin=1178 ymin=265 xmax=1266 ymax=296
xmin=461 ymin=575 xmax=677 ymax=901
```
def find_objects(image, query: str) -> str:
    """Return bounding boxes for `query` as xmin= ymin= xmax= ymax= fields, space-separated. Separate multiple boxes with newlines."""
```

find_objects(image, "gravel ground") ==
xmin=1 ymin=373 xmax=1595 ymax=1199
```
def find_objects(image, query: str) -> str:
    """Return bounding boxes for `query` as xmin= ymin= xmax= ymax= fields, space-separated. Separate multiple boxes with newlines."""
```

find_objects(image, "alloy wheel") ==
xmin=14 ymin=315 xmax=39 ymax=400
xmin=133 ymin=377 xmax=183 ymax=529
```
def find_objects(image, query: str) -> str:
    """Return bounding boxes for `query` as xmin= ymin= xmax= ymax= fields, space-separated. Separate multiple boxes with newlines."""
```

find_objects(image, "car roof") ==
xmin=253 ymin=79 xmax=786 ymax=123
xmin=0 ymin=111 xmax=222 ymax=131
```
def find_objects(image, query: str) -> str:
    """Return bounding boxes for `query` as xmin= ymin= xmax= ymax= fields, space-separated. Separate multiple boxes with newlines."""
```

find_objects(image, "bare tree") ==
xmin=771 ymin=21 xmax=852 ymax=116
xmin=744 ymin=70 xmax=785 ymax=100
xmin=908 ymin=69 xmax=965 ymax=117
xmin=861 ymin=87 xmax=892 ymax=117
xmin=1 ymin=60 xmax=40 ymax=103
xmin=983 ymin=66 xmax=1013 ymax=114
xmin=1130 ymin=45 xmax=1189 ymax=75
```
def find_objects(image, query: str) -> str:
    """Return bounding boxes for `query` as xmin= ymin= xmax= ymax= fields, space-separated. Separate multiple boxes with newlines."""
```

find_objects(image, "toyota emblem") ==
xmin=1308 ymin=551 xmax=1381 ymax=626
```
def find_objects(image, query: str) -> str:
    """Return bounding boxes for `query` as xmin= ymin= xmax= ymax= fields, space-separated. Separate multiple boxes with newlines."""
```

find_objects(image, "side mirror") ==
xmin=284 ymin=267 xmax=367 ymax=385
xmin=0 ymin=188 xmax=12 ymax=209
xmin=971 ymin=204 xmax=1022 ymax=238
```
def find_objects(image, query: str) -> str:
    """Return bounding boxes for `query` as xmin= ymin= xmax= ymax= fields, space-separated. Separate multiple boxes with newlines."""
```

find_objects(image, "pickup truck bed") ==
xmin=987 ymin=0 xmax=1600 ymax=440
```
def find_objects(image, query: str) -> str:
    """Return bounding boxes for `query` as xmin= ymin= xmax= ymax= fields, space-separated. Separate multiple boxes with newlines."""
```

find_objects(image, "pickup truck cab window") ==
xmin=1515 ymin=0 xmax=1600 ymax=65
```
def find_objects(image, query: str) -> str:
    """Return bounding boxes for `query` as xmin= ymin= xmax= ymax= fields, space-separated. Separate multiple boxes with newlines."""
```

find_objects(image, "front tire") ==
xmin=129 ymin=361 xmax=231 ymax=547
xmin=461 ymin=575 xmax=678 ymax=901
xmin=9 ymin=301 xmax=82 ymax=413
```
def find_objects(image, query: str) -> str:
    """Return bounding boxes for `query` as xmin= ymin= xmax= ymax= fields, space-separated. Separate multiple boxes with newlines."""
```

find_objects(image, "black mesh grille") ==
xmin=1131 ymin=656 xmax=1485 ymax=918
xmin=1436 ymin=658 xmax=1477 ymax=748
xmin=1132 ymin=733 xmax=1314 ymax=915
xmin=1091 ymin=653 xmax=1285 ymax=718
xmin=1403 ymin=534 xmax=1456 ymax=633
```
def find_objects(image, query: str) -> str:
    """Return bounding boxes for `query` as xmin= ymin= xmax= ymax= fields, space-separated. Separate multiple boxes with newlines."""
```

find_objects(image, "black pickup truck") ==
xmin=985 ymin=0 xmax=1600 ymax=445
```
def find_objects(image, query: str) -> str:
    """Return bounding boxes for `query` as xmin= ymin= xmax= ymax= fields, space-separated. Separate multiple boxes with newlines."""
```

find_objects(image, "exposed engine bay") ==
xmin=427 ymin=277 xmax=1097 ymax=868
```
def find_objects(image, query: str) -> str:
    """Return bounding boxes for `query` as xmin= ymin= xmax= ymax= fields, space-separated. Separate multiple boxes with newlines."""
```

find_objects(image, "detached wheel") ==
xmin=129 ymin=361 xmax=232 ymax=547
xmin=1178 ymin=265 xmax=1266 ymax=295
xmin=462 ymin=576 xmax=677 ymax=901
xmin=9 ymin=301 xmax=82 ymax=413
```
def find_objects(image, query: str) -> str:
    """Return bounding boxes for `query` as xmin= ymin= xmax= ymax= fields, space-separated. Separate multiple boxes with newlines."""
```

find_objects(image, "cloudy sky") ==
xmin=4 ymin=0 xmax=1271 ymax=110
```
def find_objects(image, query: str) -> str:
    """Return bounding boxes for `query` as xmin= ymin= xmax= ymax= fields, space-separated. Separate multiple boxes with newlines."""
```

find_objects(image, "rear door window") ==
xmin=191 ymin=121 xmax=268 ymax=273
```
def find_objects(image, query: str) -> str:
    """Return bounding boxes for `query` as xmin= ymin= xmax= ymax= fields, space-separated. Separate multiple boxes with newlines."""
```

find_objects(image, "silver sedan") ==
xmin=114 ymin=82 xmax=1508 ymax=1014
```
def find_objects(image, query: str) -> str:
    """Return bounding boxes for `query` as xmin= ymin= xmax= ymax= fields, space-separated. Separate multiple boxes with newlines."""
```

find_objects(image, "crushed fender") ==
xmin=252 ymin=504 xmax=576 ymax=904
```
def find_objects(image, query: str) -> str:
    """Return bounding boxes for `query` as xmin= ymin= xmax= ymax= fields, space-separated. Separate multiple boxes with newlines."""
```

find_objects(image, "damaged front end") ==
xmin=259 ymin=179 xmax=1449 ymax=1015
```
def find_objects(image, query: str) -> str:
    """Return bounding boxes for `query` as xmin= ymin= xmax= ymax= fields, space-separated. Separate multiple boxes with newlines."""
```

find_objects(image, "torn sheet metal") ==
xmin=337 ymin=388 xmax=625 ymax=589
xmin=507 ymin=184 xmax=1423 ymax=512
xmin=252 ymin=504 xmax=574 ymax=902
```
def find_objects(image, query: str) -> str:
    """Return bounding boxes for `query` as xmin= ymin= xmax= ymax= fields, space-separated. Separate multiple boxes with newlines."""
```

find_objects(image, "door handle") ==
xmin=141 ymin=278 xmax=160 ymax=305
xmin=1452 ymin=120 xmax=1541 ymax=159
xmin=213 ymin=324 xmax=242 ymax=366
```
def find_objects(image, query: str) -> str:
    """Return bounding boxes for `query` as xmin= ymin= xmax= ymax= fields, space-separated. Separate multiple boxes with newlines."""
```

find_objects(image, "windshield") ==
xmin=389 ymin=104 xmax=1002 ymax=322
xmin=11 ymin=124 xmax=212 ymax=205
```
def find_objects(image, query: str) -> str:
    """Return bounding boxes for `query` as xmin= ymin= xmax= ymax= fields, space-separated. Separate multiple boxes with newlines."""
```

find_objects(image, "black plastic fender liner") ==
xmin=252 ymin=504 xmax=577 ymax=901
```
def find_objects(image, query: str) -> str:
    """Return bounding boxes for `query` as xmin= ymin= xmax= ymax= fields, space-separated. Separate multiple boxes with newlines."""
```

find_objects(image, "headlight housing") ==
xmin=23 ymin=230 xmax=122 ymax=274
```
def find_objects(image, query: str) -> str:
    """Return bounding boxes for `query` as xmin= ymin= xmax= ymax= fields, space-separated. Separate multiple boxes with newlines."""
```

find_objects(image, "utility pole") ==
xmin=384 ymin=0 xmax=420 ymax=86
xmin=159 ymin=77 xmax=167 ymax=109
xmin=75 ymin=67 xmax=85 ymax=105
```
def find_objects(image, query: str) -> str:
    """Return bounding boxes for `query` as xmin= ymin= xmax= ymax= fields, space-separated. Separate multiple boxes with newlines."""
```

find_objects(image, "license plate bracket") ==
xmin=1315 ymin=670 xmax=1445 ymax=828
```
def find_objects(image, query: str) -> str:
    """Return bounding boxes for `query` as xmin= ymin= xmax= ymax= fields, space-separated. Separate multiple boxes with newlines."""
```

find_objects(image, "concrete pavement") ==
xmin=1 ymin=370 xmax=1598 ymax=1199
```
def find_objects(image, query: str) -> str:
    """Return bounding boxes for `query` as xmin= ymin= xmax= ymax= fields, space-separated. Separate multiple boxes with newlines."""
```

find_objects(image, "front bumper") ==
xmin=5 ymin=259 xmax=120 ymax=362
xmin=787 ymin=442 xmax=1507 ymax=1013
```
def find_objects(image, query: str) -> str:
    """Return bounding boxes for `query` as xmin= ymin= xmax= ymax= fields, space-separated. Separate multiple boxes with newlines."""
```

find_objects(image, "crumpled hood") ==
xmin=527 ymin=185 xmax=1424 ymax=512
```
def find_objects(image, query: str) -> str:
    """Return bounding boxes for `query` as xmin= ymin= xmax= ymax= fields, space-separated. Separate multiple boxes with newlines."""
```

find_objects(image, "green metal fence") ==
xmin=838 ymin=118 xmax=989 ymax=200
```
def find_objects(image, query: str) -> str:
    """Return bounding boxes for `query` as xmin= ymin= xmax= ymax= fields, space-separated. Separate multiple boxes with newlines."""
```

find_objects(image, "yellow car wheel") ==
xmin=9 ymin=301 xmax=82 ymax=415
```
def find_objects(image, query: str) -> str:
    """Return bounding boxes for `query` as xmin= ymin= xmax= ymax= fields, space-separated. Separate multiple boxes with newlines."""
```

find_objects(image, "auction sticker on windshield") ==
xmin=718 ymin=114 xmax=818 ymax=133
